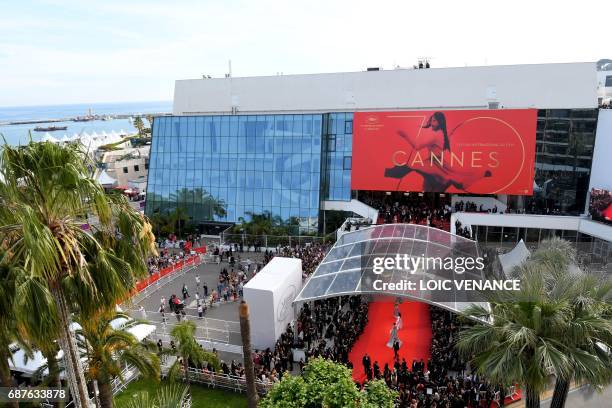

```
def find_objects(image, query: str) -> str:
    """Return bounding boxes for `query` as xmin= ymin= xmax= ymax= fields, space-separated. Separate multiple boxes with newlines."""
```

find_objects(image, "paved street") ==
xmin=126 ymin=249 xmax=268 ymax=363
xmin=539 ymin=384 xmax=612 ymax=408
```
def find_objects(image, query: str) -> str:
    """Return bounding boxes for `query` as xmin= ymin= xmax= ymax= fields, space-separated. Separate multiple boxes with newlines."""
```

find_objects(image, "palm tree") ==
xmin=0 ymin=141 xmax=157 ymax=407
xmin=115 ymin=383 xmax=190 ymax=408
xmin=548 ymin=274 xmax=612 ymax=407
xmin=457 ymin=238 xmax=612 ymax=408
xmin=533 ymin=239 xmax=612 ymax=408
xmin=75 ymin=310 xmax=161 ymax=408
xmin=239 ymin=301 xmax=259 ymax=408
xmin=0 ymin=254 xmax=28 ymax=408
xmin=457 ymin=279 xmax=571 ymax=408
xmin=133 ymin=116 xmax=145 ymax=137
xmin=168 ymin=321 xmax=220 ymax=381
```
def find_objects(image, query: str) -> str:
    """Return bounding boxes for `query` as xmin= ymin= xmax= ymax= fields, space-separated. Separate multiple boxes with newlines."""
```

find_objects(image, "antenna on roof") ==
xmin=226 ymin=59 xmax=232 ymax=78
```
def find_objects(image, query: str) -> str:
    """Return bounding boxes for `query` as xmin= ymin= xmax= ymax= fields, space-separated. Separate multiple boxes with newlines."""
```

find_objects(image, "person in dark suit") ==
xmin=362 ymin=353 xmax=371 ymax=378
xmin=373 ymin=361 xmax=380 ymax=379
xmin=393 ymin=340 xmax=400 ymax=359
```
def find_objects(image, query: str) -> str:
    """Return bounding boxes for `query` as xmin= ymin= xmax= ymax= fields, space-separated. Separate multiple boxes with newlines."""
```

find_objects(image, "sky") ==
xmin=1 ymin=0 xmax=610 ymax=107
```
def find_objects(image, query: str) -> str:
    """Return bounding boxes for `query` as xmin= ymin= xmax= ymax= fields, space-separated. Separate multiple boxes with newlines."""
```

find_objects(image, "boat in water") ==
xmin=34 ymin=125 xmax=68 ymax=132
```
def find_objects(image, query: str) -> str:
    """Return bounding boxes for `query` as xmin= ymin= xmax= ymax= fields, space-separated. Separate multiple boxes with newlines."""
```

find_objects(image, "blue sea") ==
xmin=0 ymin=101 xmax=172 ymax=146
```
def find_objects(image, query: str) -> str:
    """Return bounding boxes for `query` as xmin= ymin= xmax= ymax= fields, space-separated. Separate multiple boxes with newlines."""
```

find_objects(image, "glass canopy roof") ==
xmin=294 ymin=223 xmax=490 ymax=314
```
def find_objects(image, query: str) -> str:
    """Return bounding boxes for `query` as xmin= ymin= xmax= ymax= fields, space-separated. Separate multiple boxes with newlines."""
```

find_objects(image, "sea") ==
xmin=0 ymin=101 xmax=172 ymax=146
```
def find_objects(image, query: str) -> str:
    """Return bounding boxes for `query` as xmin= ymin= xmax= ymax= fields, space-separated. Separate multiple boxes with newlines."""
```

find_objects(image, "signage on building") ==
xmin=351 ymin=109 xmax=537 ymax=195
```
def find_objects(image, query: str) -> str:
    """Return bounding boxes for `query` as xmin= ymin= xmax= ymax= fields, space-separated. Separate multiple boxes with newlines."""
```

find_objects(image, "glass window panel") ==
xmin=326 ymin=271 xmax=361 ymax=295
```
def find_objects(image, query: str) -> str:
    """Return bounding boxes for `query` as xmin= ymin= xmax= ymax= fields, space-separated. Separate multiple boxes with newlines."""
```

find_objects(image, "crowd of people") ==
xmin=454 ymin=220 xmax=472 ymax=240
xmin=361 ymin=194 xmax=452 ymax=231
xmin=257 ymin=295 xmax=369 ymax=384
xmin=355 ymin=306 xmax=506 ymax=407
xmin=453 ymin=200 xmax=499 ymax=214
xmin=147 ymin=221 xmax=507 ymax=406
xmin=147 ymin=234 xmax=202 ymax=275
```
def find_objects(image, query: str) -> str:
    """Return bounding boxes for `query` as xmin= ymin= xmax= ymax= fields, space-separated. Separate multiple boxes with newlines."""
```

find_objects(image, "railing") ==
xmin=337 ymin=217 xmax=374 ymax=240
xmin=127 ymin=260 xmax=200 ymax=305
xmin=125 ymin=308 xmax=240 ymax=344
xmin=219 ymin=233 xmax=335 ymax=250
xmin=180 ymin=367 xmax=272 ymax=396
xmin=110 ymin=363 xmax=140 ymax=395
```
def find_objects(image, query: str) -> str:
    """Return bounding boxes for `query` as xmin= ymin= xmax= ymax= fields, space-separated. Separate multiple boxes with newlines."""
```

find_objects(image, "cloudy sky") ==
xmin=1 ymin=0 xmax=609 ymax=106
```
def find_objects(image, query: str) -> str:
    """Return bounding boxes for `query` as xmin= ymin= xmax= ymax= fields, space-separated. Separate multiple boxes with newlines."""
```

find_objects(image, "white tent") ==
xmin=244 ymin=257 xmax=303 ymax=349
xmin=97 ymin=170 xmax=117 ymax=187
xmin=499 ymin=239 xmax=531 ymax=276
xmin=41 ymin=133 xmax=59 ymax=143
xmin=126 ymin=324 xmax=156 ymax=341
xmin=9 ymin=348 xmax=65 ymax=377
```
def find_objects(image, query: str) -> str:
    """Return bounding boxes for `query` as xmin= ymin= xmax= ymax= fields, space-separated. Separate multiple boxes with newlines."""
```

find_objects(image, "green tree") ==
xmin=115 ymin=383 xmax=190 ymax=408
xmin=361 ymin=380 xmax=397 ymax=408
xmin=457 ymin=238 xmax=612 ymax=408
xmin=75 ymin=310 xmax=161 ymax=408
xmin=167 ymin=321 xmax=220 ymax=380
xmin=0 ymin=141 xmax=157 ymax=407
xmin=0 ymin=254 xmax=30 ymax=408
xmin=259 ymin=358 xmax=397 ymax=408
xmin=531 ymin=239 xmax=612 ymax=408
xmin=133 ymin=116 xmax=145 ymax=137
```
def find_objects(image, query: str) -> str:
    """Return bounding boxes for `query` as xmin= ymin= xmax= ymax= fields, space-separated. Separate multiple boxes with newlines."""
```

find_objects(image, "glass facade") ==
xmin=146 ymin=114 xmax=323 ymax=233
xmin=529 ymin=109 xmax=598 ymax=214
xmin=471 ymin=225 xmax=611 ymax=269
xmin=322 ymin=113 xmax=353 ymax=201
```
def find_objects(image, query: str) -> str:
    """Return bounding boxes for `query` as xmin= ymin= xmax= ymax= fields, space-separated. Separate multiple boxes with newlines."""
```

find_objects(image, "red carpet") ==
xmin=349 ymin=299 xmax=432 ymax=382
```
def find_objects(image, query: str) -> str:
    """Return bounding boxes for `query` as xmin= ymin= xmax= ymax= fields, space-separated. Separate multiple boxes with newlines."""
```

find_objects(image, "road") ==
xmin=539 ymin=384 xmax=612 ymax=408
xmin=126 ymin=249 xmax=267 ymax=363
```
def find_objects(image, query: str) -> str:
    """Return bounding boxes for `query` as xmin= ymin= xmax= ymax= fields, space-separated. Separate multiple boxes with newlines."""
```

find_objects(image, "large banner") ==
xmin=351 ymin=109 xmax=537 ymax=195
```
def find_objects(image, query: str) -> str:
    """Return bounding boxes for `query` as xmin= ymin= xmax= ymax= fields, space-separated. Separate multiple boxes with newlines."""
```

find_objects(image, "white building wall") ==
xmin=174 ymin=63 xmax=597 ymax=115
xmin=589 ymin=109 xmax=612 ymax=192
xmin=451 ymin=213 xmax=612 ymax=243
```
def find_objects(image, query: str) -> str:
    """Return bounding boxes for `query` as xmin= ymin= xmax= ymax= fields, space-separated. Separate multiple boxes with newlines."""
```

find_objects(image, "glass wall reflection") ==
xmin=529 ymin=109 xmax=598 ymax=215
xmin=146 ymin=114 xmax=324 ymax=233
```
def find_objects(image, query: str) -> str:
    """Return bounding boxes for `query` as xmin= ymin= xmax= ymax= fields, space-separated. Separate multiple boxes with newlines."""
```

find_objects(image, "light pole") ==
xmin=239 ymin=301 xmax=258 ymax=407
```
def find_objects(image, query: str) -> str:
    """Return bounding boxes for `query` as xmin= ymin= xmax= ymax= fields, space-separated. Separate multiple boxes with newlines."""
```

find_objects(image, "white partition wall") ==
xmin=243 ymin=257 xmax=302 ymax=350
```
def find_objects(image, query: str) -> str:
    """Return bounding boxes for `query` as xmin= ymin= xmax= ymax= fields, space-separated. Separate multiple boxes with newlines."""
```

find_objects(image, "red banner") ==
xmin=351 ymin=110 xmax=537 ymax=195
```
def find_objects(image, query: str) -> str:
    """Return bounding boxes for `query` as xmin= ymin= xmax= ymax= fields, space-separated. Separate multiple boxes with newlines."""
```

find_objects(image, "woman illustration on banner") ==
xmin=395 ymin=312 xmax=403 ymax=330
xmin=387 ymin=322 xmax=402 ymax=348
xmin=384 ymin=112 xmax=492 ymax=192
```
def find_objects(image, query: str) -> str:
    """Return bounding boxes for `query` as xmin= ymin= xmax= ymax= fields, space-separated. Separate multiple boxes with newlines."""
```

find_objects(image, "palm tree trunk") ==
xmin=239 ymin=301 xmax=258 ymax=408
xmin=550 ymin=378 xmax=570 ymax=408
xmin=97 ymin=377 xmax=114 ymax=408
xmin=0 ymin=354 xmax=18 ymax=408
xmin=51 ymin=287 xmax=90 ymax=408
xmin=42 ymin=346 xmax=64 ymax=408
xmin=525 ymin=385 xmax=540 ymax=408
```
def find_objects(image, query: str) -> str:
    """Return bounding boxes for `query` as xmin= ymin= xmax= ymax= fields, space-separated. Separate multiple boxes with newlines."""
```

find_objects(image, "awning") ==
xmin=499 ymin=239 xmax=531 ymax=276
xmin=97 ymin=170 xmax=117 ymax=187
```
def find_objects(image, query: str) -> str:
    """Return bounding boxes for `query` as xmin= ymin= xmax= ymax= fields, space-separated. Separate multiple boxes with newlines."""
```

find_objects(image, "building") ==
xmin=100 ymin=145 xmax=150 ymax=190
xmin=146 ymin=62 xmax=612 ymax=267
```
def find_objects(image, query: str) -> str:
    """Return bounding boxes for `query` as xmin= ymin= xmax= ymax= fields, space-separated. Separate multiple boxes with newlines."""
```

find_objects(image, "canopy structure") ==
xmin=499 ymin=239 xmax=531 ymax=276
xmin=97 ymin=170 xmax=117 ymax=187
xmin=295 ymin=224 xmax=490 ymax=314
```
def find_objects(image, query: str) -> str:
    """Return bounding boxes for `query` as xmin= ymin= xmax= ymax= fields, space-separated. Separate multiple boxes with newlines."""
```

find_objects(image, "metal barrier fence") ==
xmin=128 ymin=261 xmax=200 ymax=306
xmin=148 ymin=325 xmax=242 ymax=355
xmin=180 ymin=367 xmax=272 ymax=396
xmin=124 ymin=308 xmax=240 ymax=344
xmin=219 ymin=233 xmax=336 ymax=250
